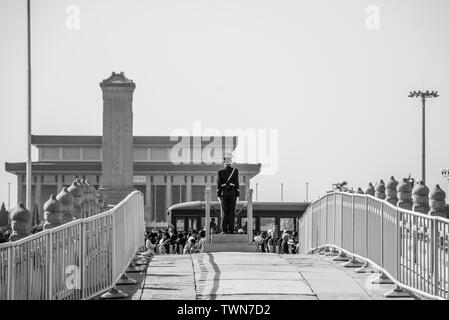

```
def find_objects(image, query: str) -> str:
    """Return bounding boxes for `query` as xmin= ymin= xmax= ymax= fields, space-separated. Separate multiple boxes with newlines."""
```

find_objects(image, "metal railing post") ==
xmin=46 ymin=232 xmax=53 ymax=300
xmin=396 ymin=209 xmax=401 ymax=283
xmin=7 ymin=245 xmax=14 ymax=300
xmin=111 ymin=213 xmax=117 ymax=286
xmin=352 ymin=195 xmax=355 ymax=253
xmin=247 ymin=189 xmax=254 ymax=244
xmin=380 ymin=202 xmax=384 ymax=268
xmin=80 ymin=220 xmax=87 ymax=299
xmin=432 ymin=219 xmax=439 ymax=296
xmin=340 ymin=194 xmax=343 ymax=247
xmin=205 ymin=188 xmax=211 ymax=243
xmin=325 ymin=195 xmax=328 ymax=244
xmin=365 ymin=196 xmax=368 ymax=258
xmin=334 ymin=193 xmax=336 ymax=244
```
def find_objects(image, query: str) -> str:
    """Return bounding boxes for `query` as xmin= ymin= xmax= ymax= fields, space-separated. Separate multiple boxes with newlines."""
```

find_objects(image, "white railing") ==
xmin=298 ymin=192 xmax=449 ymax=300
xmin=0 ymin=191 xmax=144 ymax=300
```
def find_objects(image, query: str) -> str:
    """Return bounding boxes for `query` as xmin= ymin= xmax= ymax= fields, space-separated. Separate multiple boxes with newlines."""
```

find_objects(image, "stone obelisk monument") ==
xmin=99 ymin=72 xmax=135 ymax=205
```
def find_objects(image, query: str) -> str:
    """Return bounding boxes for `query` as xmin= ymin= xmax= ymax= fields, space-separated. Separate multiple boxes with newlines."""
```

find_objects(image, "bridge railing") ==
xmin=298 ymin=191 xmax=449 ymax=300
xmin=0 ymin=190 xmax=144 ymax=300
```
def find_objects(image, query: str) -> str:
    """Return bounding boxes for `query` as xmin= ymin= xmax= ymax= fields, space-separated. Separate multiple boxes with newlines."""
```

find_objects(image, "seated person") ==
xmin=183 ymin=238 xmax=197 ymax=254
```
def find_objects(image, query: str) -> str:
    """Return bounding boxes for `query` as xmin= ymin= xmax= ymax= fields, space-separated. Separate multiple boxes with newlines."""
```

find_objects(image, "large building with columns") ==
xmin=5 ymin=135 xmax=260 ymax=229
xmin=4 ymin=71 xmax=260 ymax=230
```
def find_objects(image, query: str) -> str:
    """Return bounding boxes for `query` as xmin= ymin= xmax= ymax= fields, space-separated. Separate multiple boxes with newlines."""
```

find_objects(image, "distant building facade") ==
xmin=5 ymin=135 xmax=260 ymax=229
xmin=5 ymin=72 xmax=261 ymax=230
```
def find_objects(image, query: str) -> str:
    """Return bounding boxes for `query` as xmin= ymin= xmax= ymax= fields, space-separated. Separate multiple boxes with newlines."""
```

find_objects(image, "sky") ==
xmin=0 ymin=0 xmax=449 ymax=209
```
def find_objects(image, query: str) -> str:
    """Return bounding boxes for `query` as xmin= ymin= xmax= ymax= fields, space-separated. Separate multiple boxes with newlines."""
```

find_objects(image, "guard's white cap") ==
xmin=223 ymin=152 xmax=233 ymax=165
xmin=223 ymin=152 xmax=233 ymax=160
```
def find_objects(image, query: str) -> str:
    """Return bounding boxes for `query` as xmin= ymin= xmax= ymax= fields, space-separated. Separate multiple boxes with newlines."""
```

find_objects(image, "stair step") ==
xmin=203 ymin=243 xmax=257 ymax=253
xmin=211 ymin=234 xmax=249 ymax=243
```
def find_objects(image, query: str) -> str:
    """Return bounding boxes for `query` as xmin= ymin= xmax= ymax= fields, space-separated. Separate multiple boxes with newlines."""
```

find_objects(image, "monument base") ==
xmin=100 ymin=187 xmax=134 ymax=206
xmin=203 ymin=234 xmax=257 ymax=252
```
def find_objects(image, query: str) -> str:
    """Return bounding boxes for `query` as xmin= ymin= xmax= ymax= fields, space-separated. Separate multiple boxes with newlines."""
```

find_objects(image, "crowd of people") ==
xmin=145 ymin=226 xmax=299 ymax=255
xmin=145 ymin=228 xmax=207 ymax=255
xmin=254 ymin=230 xmax=299 ymax=254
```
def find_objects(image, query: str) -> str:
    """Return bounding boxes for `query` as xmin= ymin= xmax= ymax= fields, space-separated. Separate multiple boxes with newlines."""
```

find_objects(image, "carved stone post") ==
xmin=375 ymin=179 xmax=386 ymax=200
xmin=68 ymin=181 xmax=83 ymax=219
xmin=9 ymin=203 xmax=32 ymax=241
xmin=78 ymin=178 xmax=88 ymax=218
xmin=85 ymin=180 xmax=95 ymax=217
xmin=57 ymin=187 xmax=74 ymax=224
xmin=97 ymin=190 xmax=105 ymax=213
xmin=412 ymin=180 xmax=430 ymax=214
xmin=397 ymin=178 xmax=413 ymax=210
xmin=94 ymin=189 xmax=100 ymax=215
xmin=385 ymin=176 xmax=398 ymax=206
xmin=429 ymin=184 xmax=447 ymax=218
xmin=364 ymin=183 xmax=375 ymax=196
xmin=43 ymin=194 xmax=63 ymax=230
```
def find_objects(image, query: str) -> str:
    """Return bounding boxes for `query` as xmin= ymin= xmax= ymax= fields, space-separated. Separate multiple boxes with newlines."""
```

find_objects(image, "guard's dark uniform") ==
xmin=217 ymin=165 xmax=240 ymax=234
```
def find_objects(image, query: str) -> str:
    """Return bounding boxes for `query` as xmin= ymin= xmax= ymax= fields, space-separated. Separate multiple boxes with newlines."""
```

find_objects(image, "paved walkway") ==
xmin=127 ymin=252 xmax=417 ymax=300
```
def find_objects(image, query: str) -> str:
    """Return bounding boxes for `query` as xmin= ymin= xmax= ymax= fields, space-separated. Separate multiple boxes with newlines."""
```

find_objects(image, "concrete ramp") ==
xmin=129 ymin=252 xmax=416 ymax=300
xmin=192 ymin=252 xmax=315 ymax=299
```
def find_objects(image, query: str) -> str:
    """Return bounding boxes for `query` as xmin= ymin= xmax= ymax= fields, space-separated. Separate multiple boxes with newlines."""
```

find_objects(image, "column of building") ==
xmin=186 ymin=175 xmax=192 ymax=201
xmin=165 ymin=175 xmax=172 ymax=224
xmin=145 ymin=174 xmax=152 ymax=223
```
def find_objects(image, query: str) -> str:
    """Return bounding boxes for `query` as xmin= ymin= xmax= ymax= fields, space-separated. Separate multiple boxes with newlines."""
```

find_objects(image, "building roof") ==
xmin=167 ymin=201 xmax=310 ymax=218
xmin=168 ymin=201 xmax=310 ymax=212
xmin=5 ymin=161 xmax=261 ymax=175
xmin=31 ymin=135 xmax=238 ymax=148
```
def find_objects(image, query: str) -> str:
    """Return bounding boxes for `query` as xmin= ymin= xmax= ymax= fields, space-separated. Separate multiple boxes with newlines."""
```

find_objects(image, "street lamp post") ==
xmin=26 ymin=0 xmax=33 ymax=211
xmin=408 ymin=90 xmax=439 ymax=183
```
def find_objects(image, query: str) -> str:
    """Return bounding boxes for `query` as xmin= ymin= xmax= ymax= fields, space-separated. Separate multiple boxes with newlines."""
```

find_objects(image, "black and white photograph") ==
xmin=0 ymin=0 xmax=449 ymax=312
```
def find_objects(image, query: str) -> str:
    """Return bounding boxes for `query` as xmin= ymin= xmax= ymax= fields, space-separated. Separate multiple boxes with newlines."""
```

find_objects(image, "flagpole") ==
xmin=26 ymin=0 xmax=32 ymax=211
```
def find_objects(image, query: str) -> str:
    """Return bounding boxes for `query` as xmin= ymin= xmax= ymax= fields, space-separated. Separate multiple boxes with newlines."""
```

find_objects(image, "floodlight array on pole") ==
xmin=408 ymin=90 xmax=439 ymax=183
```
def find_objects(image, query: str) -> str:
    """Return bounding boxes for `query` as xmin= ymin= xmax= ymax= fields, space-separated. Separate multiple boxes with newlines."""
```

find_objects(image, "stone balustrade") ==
xmin=412 ymin=180 xmax=430 ymax=214
xmin=397 ymin=178 xmax=413 ymax=211
xmin=9 ymin=203 xmax=32 ymax=241
xmin=429 ymin=184 xmax=447 ymax=218
xmin=364 ymin=183 xmax=375 ymax=196
xmin=43 ymin=194 xmax=63 ymax=230
xmin=375 ymin=179 xmax=386 ymax=200
xmin=57 ymin=187 xmax=74 ymax=224
xmin=385 ymin=176 xmax=398 ymax=206
xmin=361 ymin=177 xmax=448 ymax=218
xmin=9 ymin=178 xmax=107 ymax=240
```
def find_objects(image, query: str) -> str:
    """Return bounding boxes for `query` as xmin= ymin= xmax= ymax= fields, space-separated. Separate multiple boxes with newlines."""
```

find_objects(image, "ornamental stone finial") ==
xmin=375 ymin=179 xmax=386 ymax=200
xmin=397 ymin=178 xmax=413 ymax=210
xmin=412 ymin=180 xmax=430 ymax=214
xmin=9 ymin=203 xmax=32 ymax=241
xmin=68 ymin=181 xmax=83 ymax=219
xmin=364 ymin=183 xmax=375 ymax=196
xmin=57 ymin=187 xmax=74 ymax=224
xmin=385 ymin=176 xmax=398 ymax=205
xmin=85 ymin=180 xmax=96 ymax=216
xmin=97 ymin=190 xmax=104 ymax=213
xmin=78 ymin=178 xmax=89 ymax=218
xmin=429 ymin=184 xmax=447 ymax=218
xmin=43 ymin=194 xmax=63 ymax=230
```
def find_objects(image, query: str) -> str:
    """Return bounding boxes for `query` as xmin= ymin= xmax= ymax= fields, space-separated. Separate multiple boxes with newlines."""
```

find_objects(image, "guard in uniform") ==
xmin=217 ymin=152 xmax=240 ymax=234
